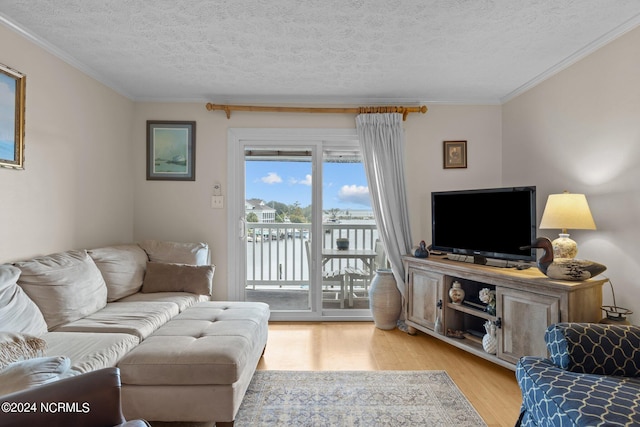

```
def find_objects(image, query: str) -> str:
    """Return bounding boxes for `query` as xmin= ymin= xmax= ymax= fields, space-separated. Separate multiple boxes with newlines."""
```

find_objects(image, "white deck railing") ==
xmin=246 ymin=222 xmax=378 ymax=289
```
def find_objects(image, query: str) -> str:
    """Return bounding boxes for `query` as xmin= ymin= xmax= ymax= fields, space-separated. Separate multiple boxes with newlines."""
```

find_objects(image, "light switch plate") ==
xmin=211 ymin=195 xmax=224 ymax=209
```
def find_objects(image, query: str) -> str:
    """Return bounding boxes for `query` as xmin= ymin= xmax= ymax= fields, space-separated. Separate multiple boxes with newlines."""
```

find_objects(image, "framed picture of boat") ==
xmin=0 ymin=63 xmax=26 ymax=170
xmin=147 ymin=121 xmax=196 ymax=181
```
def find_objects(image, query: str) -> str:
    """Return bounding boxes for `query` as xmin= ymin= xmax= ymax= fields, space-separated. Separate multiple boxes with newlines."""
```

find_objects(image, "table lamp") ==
xmin=539 ymin=191 xmax=596 ymax=259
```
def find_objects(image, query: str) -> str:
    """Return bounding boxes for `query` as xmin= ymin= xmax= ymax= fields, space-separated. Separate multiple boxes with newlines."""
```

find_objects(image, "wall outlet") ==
xmin=211 ymin=195 xmax=224 ymax=209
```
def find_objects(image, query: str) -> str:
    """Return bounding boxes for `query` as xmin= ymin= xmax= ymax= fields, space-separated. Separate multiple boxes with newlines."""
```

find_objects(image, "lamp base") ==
xmin=552 ymin=233 xmax=577 ymax=259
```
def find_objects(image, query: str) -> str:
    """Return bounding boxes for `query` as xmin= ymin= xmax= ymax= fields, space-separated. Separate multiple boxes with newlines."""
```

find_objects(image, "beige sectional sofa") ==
xmin=0 ymin=240 xmax=270 ymax=425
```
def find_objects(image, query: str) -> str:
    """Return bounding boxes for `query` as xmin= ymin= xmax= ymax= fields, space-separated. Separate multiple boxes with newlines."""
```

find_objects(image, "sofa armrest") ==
xmin=0 ymin=367 xmax=148 ymax=427
xmin=545 ymin=323 xmax=640 ymax=376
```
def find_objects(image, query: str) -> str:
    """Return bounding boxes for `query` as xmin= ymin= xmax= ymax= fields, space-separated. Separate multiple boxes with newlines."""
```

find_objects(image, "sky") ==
xmin=245 ymin=160 xmax=371 ymax=210
xmin=0 ymin=73 xmax=16 ymax=145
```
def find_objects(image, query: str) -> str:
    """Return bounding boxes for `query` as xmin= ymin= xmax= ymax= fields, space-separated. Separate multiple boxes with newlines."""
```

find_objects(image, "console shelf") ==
xmin=447 ymin=302 xmax=496 ymax=321
xmin=404 ymin=255 xmax=606 ymax=370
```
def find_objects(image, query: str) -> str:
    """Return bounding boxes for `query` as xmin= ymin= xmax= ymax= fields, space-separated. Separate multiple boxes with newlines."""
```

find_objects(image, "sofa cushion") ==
xmin=53 ymin=301 xmax=179 ymax=340
xmin=546 ymin=323 xmax=640 ymax=377
xmin=14 ymin=250 xmax=108 ymax=330
xmin=0 ymin=264 xmax=48 ymax=336
xmin=0 ymin=356 xmax=71 ymax=395
xmin=141 ymin=262 xmax=214 ymax=296
xmin=139 ymin=240 xmax=209 ymax=265
xmin=44 ymin=331 xmax=139 ymax=375
xmin=0 ymin=332 xmax=47 ymax=369
xmin=118 ymin=302 xmax=270 ymax=386
xmin=118 ymin=291 xmax=209 ymax=311
xmin=88 ymin=244 xmax=148 ymax=301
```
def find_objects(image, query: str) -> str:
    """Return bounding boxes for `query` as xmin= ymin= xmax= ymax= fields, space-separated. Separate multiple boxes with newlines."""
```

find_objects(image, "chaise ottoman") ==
xmin=117 ymin=301 xmax=270 ymax=424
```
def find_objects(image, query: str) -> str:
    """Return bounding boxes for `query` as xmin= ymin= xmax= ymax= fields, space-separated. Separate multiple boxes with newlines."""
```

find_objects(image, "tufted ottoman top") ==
xmin=117 ymin=301 xmax=270 ymax=386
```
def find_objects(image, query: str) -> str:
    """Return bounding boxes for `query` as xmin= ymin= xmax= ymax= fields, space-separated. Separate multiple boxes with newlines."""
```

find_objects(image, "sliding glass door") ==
xmin=227 ymin=129 xmax=376 ymax=321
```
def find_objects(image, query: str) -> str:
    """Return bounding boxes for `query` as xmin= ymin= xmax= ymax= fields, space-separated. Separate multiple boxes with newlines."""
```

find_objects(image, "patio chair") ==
xmin=304 ymin=240 xmax=347 ymax=308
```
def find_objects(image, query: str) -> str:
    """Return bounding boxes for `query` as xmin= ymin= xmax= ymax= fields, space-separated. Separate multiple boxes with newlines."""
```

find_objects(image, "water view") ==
xmin=0 ymin=140 xmax=14 ymax=160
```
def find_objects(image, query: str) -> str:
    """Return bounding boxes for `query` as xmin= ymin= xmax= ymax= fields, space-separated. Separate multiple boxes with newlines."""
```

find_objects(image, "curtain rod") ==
xmin=205 ymin=103 xmax=427 ymax=121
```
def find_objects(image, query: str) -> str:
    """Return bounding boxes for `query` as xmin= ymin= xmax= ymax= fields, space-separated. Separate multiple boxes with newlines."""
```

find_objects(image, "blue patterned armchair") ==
xmin=515 ymin=323 xmax=640 ymax=426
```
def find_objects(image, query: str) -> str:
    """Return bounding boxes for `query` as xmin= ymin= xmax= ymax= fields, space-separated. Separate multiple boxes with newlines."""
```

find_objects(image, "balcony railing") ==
xmin=246 ymin=222 xmax=378 ymax=289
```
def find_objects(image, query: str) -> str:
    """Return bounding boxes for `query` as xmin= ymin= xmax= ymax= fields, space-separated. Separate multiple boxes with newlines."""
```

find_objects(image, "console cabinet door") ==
xmin=497 ymin=288 xmax=560 ymax=364
xmin=406 ymin=268 xmax=443 ymax=331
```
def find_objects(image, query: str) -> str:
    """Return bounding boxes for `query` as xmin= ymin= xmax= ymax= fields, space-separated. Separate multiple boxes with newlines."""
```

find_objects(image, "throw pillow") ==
xmin=0 ymin=356 xmax=71 ymax=395
xmin=0 ymin=332 xmax=47 ymax=369
xmin=88 ymin=244 xmax=148 ymax=301
xmin=14 ymin=250 xmax=108 ymax=330
xmin=139 ymin=240 xmax=210 ymax=265
xmin=141 ymin=262 xmax=214 ymax=295
xmin=0 ymin=265 xmax=48 ymax=336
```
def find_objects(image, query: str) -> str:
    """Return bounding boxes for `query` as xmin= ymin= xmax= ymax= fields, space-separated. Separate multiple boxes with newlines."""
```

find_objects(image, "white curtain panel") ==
xmin=356 ymin=113 xmax=413 ymax=297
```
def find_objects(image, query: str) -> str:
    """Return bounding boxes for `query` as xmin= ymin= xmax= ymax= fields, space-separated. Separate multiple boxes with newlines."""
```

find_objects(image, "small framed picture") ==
xmin=0 ymin=63 xmax=26 ymax=169
xmin=147 ymin=121 xmax=196 ymax=181
xmin=443 ymin=140 xmax=467 ymax=169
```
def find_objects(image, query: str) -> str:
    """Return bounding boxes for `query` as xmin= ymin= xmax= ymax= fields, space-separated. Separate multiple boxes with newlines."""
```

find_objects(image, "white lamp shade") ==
xmin=539 ymin=193 xmax=596 ymax=231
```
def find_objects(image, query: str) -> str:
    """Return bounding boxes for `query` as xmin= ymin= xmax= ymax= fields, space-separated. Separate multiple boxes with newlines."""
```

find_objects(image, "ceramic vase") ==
xmin=369 ymin=269 xmax=402 ymax=330
xmin=482 ymin=321 xmax=497 ymax=354
xmin=449 ymin=281 xmax=465 ymax=304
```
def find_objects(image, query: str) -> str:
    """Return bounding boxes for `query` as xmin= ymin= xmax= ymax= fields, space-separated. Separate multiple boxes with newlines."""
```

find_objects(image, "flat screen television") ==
xmin=431 ymin=186 xmax=537 ymax=263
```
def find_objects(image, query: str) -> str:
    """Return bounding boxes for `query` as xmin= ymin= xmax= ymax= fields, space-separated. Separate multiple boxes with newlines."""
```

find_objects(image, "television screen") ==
xmin=431 ymin=186 xmax=536 ymax=262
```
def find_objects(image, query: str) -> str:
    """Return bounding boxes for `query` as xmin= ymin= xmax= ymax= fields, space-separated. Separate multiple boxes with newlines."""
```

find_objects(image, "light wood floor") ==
xmin=258 ymin=322 xmax=522 ymax=427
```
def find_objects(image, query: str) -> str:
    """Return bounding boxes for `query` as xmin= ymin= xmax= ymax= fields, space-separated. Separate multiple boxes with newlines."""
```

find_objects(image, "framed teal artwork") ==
xmin=0 ymin=63 xmax=25 ymax=169
xmin=146 ymin=121 xmax=196 ymax=181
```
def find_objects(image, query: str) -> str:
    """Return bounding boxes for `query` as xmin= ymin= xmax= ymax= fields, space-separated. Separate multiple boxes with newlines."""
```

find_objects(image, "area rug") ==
xmin=234 ymin=370 xmax=487 ymax=426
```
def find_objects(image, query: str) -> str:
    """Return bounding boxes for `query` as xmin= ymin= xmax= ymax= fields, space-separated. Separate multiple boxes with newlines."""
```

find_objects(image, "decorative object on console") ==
xmin=434 ymin=311 xmax=443 ymax=335
xmin=539 ymin=191 xmax=596 ymax=259
xmin=600 ymin=278 xmax=633 ymax=325
xmin=335 ymin=237 xmax=349 ymax=250
xmin=369 ymin=269 xmax=401 ymax=330
xmin=446 ymin=329 xmax=465 ymax=339
xmin=434 ymin=299 xmax=444 ymax=335
xmin=479 ymin=288 xmax=496 ymax=315
xmin=520 ymin=237 xmax=606 ymax=281
xmin=414 ymin=240 xmax=429 ymax=258
xmin=482 ymin=320 xmax=497 ymax=354
xmin=449 ymin=281 xmax=465 ymax=304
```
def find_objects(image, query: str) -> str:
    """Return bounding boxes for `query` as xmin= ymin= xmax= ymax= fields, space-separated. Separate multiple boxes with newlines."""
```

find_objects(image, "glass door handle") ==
xmin=238 ymin=217 xmax=247 ymax=239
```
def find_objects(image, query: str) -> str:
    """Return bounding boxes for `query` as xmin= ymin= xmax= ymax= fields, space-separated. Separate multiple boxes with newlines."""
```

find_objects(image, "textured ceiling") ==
xmin=1 ymin=1 xmax=640 ymax=104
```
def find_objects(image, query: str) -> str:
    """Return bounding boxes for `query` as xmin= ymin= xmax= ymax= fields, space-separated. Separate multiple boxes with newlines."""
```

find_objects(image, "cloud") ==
xmin=299 ymin=174 xmax=312 ymax=185
xmin=288 ymin=174 xmax=312 ymax=186
xmin=261 ymin=172 xmax=282 ymax=184
xmin=338 ymin=185 xmax=371 ymax=206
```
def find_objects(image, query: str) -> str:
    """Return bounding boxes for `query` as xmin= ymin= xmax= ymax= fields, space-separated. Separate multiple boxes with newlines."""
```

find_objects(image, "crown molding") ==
xmin=500 ymin=13 xmax=640 ymax=104
xmin=0 ymin=13 xmax=133 ymax=100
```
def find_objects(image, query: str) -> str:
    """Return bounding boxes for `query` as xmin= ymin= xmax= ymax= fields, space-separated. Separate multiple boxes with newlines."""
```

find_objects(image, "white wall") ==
xmin=502 ymin=26 xmax=640 ymax=324
xmin=404 ymin=105 xmax=503 ymax=241
xmin=0 ymin=24 xmax=135 ymax=262
xmin=131 ymin=104 xmax=503 ymax=299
